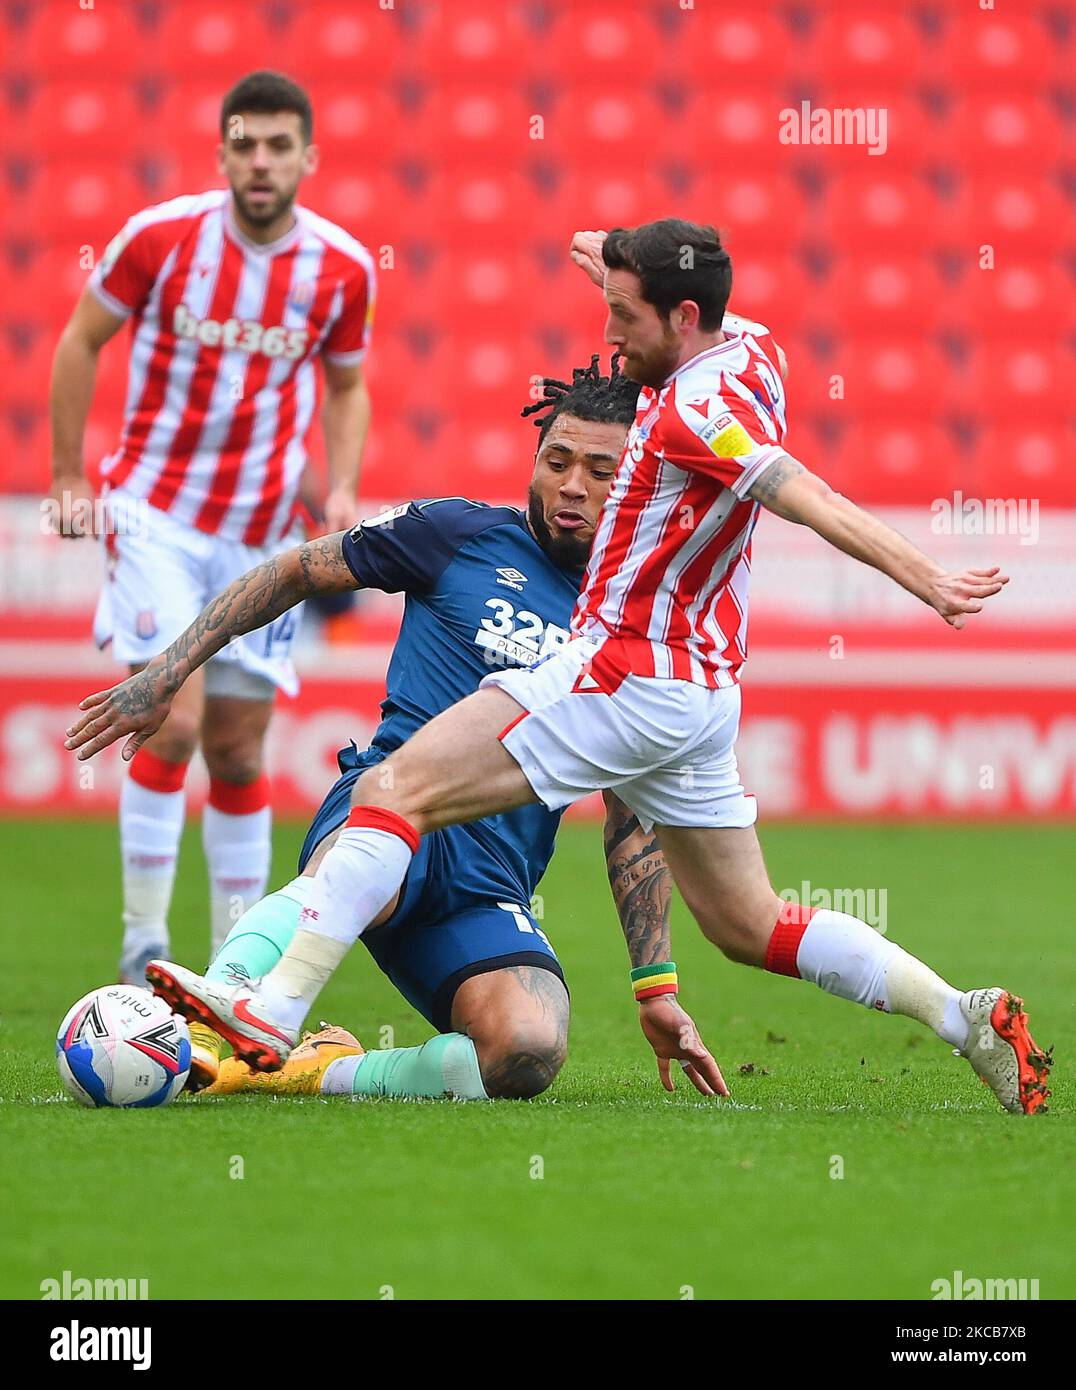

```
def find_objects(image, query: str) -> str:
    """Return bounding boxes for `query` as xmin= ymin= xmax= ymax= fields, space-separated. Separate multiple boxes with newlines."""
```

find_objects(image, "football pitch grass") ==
xmin=2 ymin=818 xmax=1072 ymax=1301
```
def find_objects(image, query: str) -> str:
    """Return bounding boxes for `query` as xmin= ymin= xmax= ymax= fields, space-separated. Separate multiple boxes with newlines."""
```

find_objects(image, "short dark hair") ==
xmin=521 ymin=354 xmax=639 ymax=447
xmin=220 ymin=70 xmax=313 ymax=144
xmin=602 ymin=218 xmax=732 ymax=331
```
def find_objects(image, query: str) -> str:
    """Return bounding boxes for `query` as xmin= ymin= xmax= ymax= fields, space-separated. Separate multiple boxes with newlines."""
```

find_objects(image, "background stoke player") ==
xmin=47 ymin=70 xmax=376 ymax=986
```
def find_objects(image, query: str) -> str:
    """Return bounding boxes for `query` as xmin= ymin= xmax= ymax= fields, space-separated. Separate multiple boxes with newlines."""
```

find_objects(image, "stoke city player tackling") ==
xmin=134 ymin=358 xmax=726 ymax=1102
xmin=69 ymin=220 xmax=1052 ymax=1115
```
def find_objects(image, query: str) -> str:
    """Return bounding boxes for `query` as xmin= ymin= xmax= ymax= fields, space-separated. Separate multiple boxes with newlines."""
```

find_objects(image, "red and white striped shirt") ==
xmin=89 ymin=189 xmax=375 ymax=546
xmin=572 ymin=314 xmax=787 ymax=688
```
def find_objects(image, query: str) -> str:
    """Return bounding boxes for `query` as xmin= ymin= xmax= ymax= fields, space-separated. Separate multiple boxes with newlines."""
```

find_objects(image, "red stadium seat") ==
xmin=712 ymin=174 xmax=811 ymax=252
xmin=1 ymin=415 xmax=50 ymax=494
xmin=821 ymin=173 xmax=939 ymax=251
xmin=802 ymin=93 xmax=937 ymax=171
xmin=310 ymin=85 xmax=408 ymax=161
xmin=0 ymin=414 xmax=22 ymax=494
xmin=958 ymin=341 xmax=1072 ymax=423
xmin=828 ymin=419 xmax=961 ymax=507
xmin=954 ymin=262 xmax=1075 ymax=336
xmin=14 ymin=164 xmax=147 ymax=251
xmin=303 ymin=167 xmax=419 ymax=246
xmin=291 ymin=0 xmax=436 ymax=84
xmin=151 ymin=150 xmax=231 ymax=204
xmin=438 ymin=169 xmax=548 ymax=248
xmin=532 ymin=5 xmax=664 ymax=79
xmin=939 ymin=11 xmax=1061 ymax=91
xmin=691 ymin=89 xmax=783 ymax=171
xmin=156 ymin=83 xmax=233 ymax=149
xmin=4 ymin=247 xmax=92 ymax=332
xmin=780 ymin=338 xmax=849 ymax=426
xmin=0 ymin=331 xmax=129 ymax=417
xmin=941 ymin=98 xmax=1068 ymax=172
xmin=578 ymin=169 xmax=700 ymax=234
xmin=411 ymin=1 xmax=540 ymax=78
xmin=0 ymin=332 xmax=57 ymax=413
xmin=809 ymin=12 xmax=939 ymax=91
xmin=957 ymin=177 xmax=1076 ymax=258
xmin=966 ymin=424 xmax=1073 ymax=506
xmin=839 ymin=338 xmax=956 ymax=418
xmin=407 ymin=84 xmax=538 ymax=166
xmin=436 ymin=252 xmax=527 ymax=324
xmin=356 ymin=420 xmax=439 ymax=500
xmin=727 ymin=257 xmax=813 ymax=337
xmin=677 ymin=9 xmax=797 ymax=84
xmin=20 ymin=0 xmax=148 ymax=79
xmin=526 ymin=261 xmax=610 ymax=350
xmin=155 ymin=3 xmax=281 ymax=76
xmin=11 ymin=82 xmax=147 ymax=159
xmin=557 ymin=87 xmax=668 ymax=157
xmin=817 ymin=257 xmax=953 ymax=335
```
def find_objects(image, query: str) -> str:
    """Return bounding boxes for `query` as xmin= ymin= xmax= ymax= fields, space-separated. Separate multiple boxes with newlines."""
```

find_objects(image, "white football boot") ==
xmin=958 ymin=987 xmax=1051 ymax=1115
xmin=146 ymin=960 xmax=298 ymax=1072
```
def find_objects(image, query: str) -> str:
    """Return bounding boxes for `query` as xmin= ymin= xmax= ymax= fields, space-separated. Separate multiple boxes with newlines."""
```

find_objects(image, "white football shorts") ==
xmin=93 ymin=491 xmax=301 ymax=699
xmin=480 ymin=637 xmax=757 ymax=831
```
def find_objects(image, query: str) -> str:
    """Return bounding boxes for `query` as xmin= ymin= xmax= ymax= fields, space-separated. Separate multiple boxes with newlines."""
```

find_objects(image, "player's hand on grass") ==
xmin=925 ymin=566 xmax=1009 ymax=629
xmin=65 ymin=659 xmax=174 ymax=761
xmin=638 ymin=995 xmax=729 ymax=1098
xmin=569 ymin=230 xmax=607 ymax=287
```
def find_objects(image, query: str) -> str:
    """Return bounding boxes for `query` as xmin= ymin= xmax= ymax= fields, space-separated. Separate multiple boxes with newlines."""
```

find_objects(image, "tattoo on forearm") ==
xmin=105 ymin=534 xmax=352 ymax=724
xmin=749 ymin=453 xmax=805 ymax=506
xmin=604 ymin=800 xmax=673 ymax=968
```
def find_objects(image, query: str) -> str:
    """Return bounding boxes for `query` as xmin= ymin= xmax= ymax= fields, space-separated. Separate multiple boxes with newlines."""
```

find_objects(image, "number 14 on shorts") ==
xmin=498 ymin=902 xmax=551 ymax=948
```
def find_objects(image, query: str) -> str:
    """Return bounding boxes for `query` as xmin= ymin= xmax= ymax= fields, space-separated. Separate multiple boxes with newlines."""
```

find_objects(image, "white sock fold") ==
xmin=795 ymin=908 xmax=966 ymax=1047
xmin=298 ymin=824 xmax=414 ymax=947
xmin=119 ymin=776 xmax=186 ymax=958
xmin=202 ymin=800 xmax=272 ymax=957
xmin=255 ymin=818 xmax=416 ymax=1032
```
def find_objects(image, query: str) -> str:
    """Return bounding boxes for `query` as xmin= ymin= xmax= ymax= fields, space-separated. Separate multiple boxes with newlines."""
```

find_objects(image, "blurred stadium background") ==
xmin=1 ymin=0 xmax=1074 ymax=821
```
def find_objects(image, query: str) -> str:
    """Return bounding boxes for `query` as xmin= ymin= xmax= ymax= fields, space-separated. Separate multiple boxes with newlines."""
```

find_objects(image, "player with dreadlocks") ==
xmin=128 ymin=354 xmax=728 ymax=1102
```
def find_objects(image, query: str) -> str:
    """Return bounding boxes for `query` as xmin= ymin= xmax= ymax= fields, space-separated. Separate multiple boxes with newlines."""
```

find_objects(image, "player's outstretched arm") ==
xmin=747 ymin=455 xmax=1009 ymax=628
xmin=65 ymin=533 xmax=360 ymax=761
xmin=602 ymin=792 xmax=729 ymax=1098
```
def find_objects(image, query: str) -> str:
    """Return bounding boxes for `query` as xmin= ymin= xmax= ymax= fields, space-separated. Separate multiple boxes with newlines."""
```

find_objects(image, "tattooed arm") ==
xmin=748 ymin=454 xmax=1007 ymax=628
xmin=602 ymin=792 xmax=728 ymax=1098
xmin=65 ymin=533 xmax=359 ymax=761
xmin=603 ymin=790 xmax=672 ymax=969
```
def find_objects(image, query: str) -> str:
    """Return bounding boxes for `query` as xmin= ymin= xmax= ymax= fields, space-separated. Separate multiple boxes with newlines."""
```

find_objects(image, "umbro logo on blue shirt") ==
xmin=496 ymin=567 xmax=528 ymax=591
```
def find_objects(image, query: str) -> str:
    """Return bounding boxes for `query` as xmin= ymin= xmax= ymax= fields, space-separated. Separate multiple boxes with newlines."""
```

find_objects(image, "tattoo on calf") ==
xmin=480 ymin=967 xmax=569 ymax=1099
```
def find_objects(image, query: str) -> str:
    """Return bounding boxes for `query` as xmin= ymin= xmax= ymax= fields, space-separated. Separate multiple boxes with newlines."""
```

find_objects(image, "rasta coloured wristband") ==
xmin=632 ymin=962 xmax=678 ymax=1001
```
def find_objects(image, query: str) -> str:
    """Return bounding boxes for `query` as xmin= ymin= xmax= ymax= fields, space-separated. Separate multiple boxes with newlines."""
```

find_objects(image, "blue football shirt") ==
xmin=339 ymin=497 xmax=584 ymax=902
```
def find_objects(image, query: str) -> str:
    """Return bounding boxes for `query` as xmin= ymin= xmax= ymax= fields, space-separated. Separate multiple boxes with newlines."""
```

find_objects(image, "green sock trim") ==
xmin=205 ymin=880 xmax=309 ymax=984
xmin=350 ymin=1033 xmax=487 ymax=1100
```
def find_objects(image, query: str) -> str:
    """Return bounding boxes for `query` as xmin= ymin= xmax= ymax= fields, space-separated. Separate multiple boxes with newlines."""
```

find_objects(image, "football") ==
xmin=56 ymin=985 xmax=191 ymax=1109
